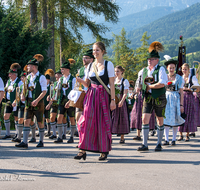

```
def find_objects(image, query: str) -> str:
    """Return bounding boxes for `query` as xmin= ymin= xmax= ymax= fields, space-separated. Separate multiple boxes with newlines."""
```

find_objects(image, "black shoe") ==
xmin=74 ymin=152 xmax=86 ymax=160
xmin=62 ymin=134 xmax=66 ymax=139
xmin=29 ymin=138 xmax=36 ymax=143
xmin=76 ymin=145 xmax=79 ymax=148
xmin=49 ymin=135 xmax=57 ymax=139
xmin=177 ymin=135 xmax=183 ymax=141
xmin=54 ymin=137 xmax=63 ymax=143
xmin=12 ymin=138 xmax=21 ymax=143
xmin=117 ymin=134 xmax=121 ymax=136
xmin=99 ymin=153 xmax=108 ymax=161
xmin=36 ymin=133 xmax=39 ymax=137
xmin=12 ymin=134 xmax=17 ymax=140
xmin=119 ymin=139 xmax=125 ymax=144
xmin=74 ymin=131 xmax=79 ymax=137
xmin=155 ymin=144 xmax=162 ymax=151
xmin=163 ymin=141 xmax=169 ymax=145
xmin=189 ymin=133 xmax=195 ymax=137
xmin=171 ymin=141 xmax=176 ymax=146
xmin=133 ymin=136 xmax=141 ymax=141
xmin=150 ymin=130 xmax=156 ymax=136
xmin=67 ymin=137 xmax=74 ymax=143
xmin=15 ymin=142 xmax=28 ymax=148
xmin=2 ymin=135 xmax=11 ymax=139
xmin=45 ymin=132 xmax=51 ymax=137
xmin=36 ymin=141 xmax=44 ymax=147
xmin=185 ymin=136 xmax=190 ymax=142
xmin=137 ymin=145 xmax=149 ymax=151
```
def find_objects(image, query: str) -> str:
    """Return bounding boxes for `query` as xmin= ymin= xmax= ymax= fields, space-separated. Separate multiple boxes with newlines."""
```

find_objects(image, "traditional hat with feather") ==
xmin=45 ymin=69 xmax=55 ymax=80
xmin=164 ymin=55 xmax=178 ymax=67
xmin=8 ymin=63 xmax=21 ymax=73
xmin=147 ymin=41 xmax=164 ymax=59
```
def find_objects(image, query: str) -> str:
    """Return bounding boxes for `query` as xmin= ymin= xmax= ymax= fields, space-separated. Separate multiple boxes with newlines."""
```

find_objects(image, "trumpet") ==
xmin=75 ymin=73 xmax=83 ymax=91
xmin=49 ymin=82 xmax=54 ymax=101
xmin=15 ymin=87 xmax=20 ymax=105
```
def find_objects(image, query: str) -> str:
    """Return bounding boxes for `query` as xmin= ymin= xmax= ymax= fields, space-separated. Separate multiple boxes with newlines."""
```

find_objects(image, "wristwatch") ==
xmin=111 ymin=98 xmax=115 ymax=101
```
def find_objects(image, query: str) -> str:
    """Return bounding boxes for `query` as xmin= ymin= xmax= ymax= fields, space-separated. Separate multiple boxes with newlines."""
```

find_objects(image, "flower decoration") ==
xmin=180 ymin=35 xmax=183 ymax=40
xmin=167 ymin=81 xmax=172 ymax=85
xmin=13 ymin=69 xmax=16 ymax=71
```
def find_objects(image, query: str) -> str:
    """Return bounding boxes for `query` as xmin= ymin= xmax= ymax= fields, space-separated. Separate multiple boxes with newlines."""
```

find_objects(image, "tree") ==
xmin=0 ymin=6 xmax=51 ymax=82
xmin=112 ymin=27 xmax=131 ymax=65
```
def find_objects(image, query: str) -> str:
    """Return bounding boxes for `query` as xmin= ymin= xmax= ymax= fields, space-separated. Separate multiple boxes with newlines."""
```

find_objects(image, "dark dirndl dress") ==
xmin=130 ymin=91 xmax=155 ymax=130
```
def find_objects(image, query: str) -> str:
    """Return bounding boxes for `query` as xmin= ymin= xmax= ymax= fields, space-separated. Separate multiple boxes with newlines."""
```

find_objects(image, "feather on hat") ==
xmin=149 ymin=41 xmax=164 ymax=53
xmin=10 ymin=63 xmax=21 ymax=70
xmin=45 ymin=69 xmax=55 ymax=77
xmin=68 ymin=58 xmax=76 ymax=64
xmin=33 ymin=54 xmax=44 ymax=62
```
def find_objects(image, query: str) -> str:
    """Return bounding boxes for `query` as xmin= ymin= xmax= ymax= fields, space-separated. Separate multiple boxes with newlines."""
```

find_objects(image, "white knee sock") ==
xmin=164 ymin=126 xmax=170 ymax=142
xmin=172 ymin=127 xmax=178 ymax=141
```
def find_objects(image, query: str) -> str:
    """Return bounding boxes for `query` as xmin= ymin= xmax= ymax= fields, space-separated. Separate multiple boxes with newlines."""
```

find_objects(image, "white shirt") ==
xmin=27 ymin=71 xmax=47 ymax=98
xmin=137 ymin=64 xmax=168 ymax=93
xmin=58 ymin=74 xmax=76 ymax=96
xmin=0 ymin=77 xmax=4 ymax=91
xmin=185 ymin=74 xmax=200 ymax=87
xmin=85 ymin=61 xmax=115 ymax=79
xmin=6 ymin=77 xmax=23 ymax=100
xmin=114 ymin=78 xmax=130 ymax=91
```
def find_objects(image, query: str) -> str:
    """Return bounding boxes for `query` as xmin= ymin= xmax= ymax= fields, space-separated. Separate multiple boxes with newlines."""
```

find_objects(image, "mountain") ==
xmin=127 ymin=3 xmax=200 ymax=51
xmin=116 ymin=0 xmax=200 ymax=17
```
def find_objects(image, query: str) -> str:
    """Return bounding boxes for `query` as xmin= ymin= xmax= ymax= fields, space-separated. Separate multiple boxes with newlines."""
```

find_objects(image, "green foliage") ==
xmin=112 ymin=27 xmax=131 ymax=65
xmin=0 ymin=6 xmax=51 ymax=83
xmin=128 ymin=3 xmax=200 ymax=54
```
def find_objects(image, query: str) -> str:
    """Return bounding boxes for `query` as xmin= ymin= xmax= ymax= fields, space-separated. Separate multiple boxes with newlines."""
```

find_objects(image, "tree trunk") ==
xmin=42 ymin=0 xmax=48 ymax=29
xmin=47 ymin=4 xmax=55 ymax=70
xmin=59 ymin=2 xmax=65 ymax=65
xmin=30 ymin=0 xmax=38 ymax=31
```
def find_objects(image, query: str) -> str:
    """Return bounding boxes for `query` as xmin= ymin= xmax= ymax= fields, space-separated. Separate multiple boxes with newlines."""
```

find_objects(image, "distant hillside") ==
xmin=82 ymin=6 xmax=174 ymax=44
xmin=127 ymin=3 xmax=200 ymax=50
xmin=116 ymin=0 xmax=200 ymax=17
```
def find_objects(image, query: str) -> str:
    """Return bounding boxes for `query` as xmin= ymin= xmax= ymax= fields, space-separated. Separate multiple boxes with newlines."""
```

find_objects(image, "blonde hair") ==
xmin=181 ymin=63 xmax=190 ymax=72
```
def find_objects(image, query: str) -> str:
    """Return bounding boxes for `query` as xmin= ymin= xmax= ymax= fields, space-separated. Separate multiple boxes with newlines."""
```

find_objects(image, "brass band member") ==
xmin=3 ymin=63 xmax=22 ymax=139
xmin=16 ymin=55 xmax=47 ymax=148
xmin=54 ymin=61 xmax=76 ymax=143
xmin=136 ymin=42 xmax=168 ymax=151
xmin=46 ymin=69 xmax=63 ymax=139
xmin=44 ymin=69 xmax=55 ymax=137
xmin=0 ymin=76 xmax=4 ymax=135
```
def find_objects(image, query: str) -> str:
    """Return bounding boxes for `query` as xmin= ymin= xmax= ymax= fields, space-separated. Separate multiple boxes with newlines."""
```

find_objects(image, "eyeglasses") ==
xmin=82 ymin=57 xmax=91 ymax=60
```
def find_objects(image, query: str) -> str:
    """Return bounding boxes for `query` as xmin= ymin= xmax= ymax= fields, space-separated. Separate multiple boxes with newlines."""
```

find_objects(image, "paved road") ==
xmin=0 ymin=129 xmax=200 ymax=190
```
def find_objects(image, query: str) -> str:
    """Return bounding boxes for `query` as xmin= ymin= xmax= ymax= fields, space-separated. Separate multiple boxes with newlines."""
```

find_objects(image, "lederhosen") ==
xmin=76 ymin=67 xmax=85 ymax=112
xmin=142 ymin=65 xmax=167 ymax=117
xmin=58 ymin=75 xmax=75 ymax=118
xmin=44 ymin=84 xmax=50 ymax=119
xmin=4 ymin=78 xmax=21 ymax=117
xmin=18 ymin=84 xmax=25 ymax=119
xmin=24 ymin=73 xmax=45 ymax=122
xmin=50 ymin=81 xmax=59 ymax=114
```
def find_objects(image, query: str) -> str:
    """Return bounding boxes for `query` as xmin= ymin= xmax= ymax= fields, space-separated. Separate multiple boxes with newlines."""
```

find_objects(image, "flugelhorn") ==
xmin=15 ymin=87 xmax=20 ymax=105
xmin=23 ymin=77 xmax=28 ymax=97
xmin=52 ymin=81 xmax=61 ymax=101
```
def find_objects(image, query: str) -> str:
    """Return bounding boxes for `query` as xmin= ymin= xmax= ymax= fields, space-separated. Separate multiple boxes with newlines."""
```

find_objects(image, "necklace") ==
xmin=169 ymin=73 xmax=176 ymax=77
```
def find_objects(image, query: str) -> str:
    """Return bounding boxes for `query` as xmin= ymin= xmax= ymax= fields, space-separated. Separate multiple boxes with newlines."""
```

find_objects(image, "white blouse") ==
xmin=0 ymin=77 xmax=4 ymax=91
xmin=85 ymin=61 xmax=115 ymax=79
xmin=114 ymin=78 xmax=130 ymax=91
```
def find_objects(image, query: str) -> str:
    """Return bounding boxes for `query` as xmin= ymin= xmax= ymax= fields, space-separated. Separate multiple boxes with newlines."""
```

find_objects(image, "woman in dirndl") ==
xmin=75 ymin=42 xmax=116 ymax=161
xmin=178 ymin=63 xmax=199 ymax=141
xmin=111 ymin=66 xmax=130 ymax=143
xmin=131 ymin=69 xmax=155 ymax=141
xmin=163 ymin=57 xmax=185 ymax=146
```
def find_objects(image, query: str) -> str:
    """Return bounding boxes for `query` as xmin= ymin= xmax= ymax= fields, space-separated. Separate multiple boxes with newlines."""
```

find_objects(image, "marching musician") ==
xmin=54 ymin=60 xmax=76 ymax=143
xmin=16 ymin=54 xmax=47 ymax=148
xmin=136 ymin=41 xmax=168 ymax=152
xmin=0 ymin=76 xmax=4 ymax=135
xmin=2 ymin=63 xmax=22 ymax=140
xmin=44 ymin=69 xmax=55 ymax=137
xmin=46 ymin=69 xmax=63 ymax=139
